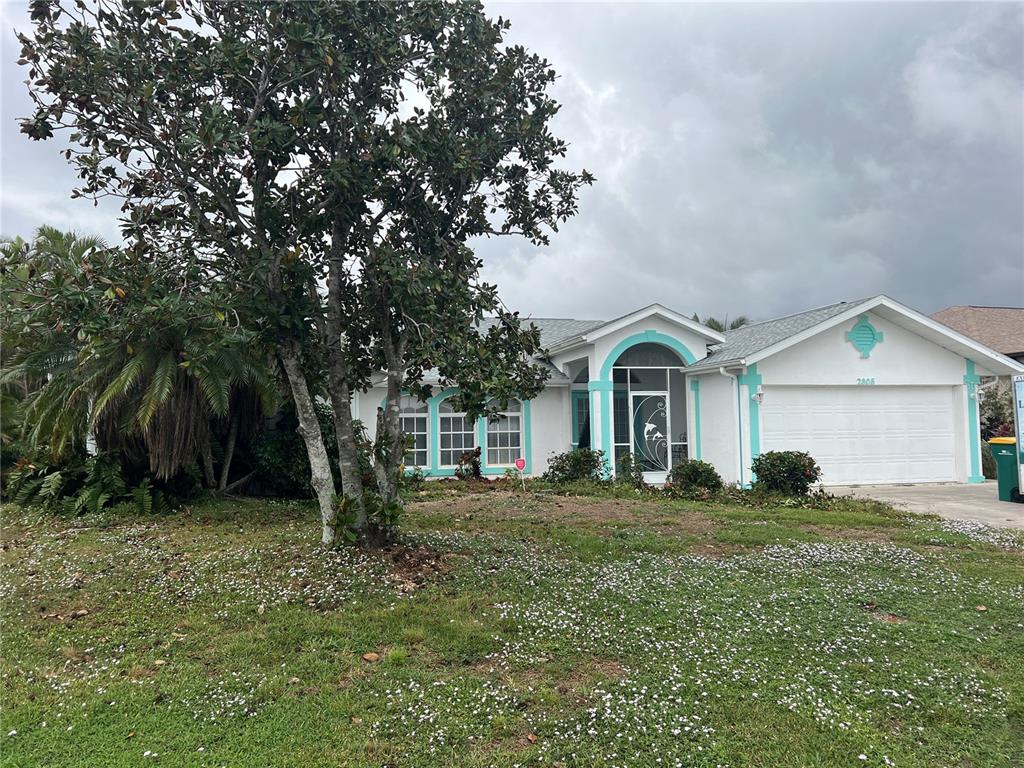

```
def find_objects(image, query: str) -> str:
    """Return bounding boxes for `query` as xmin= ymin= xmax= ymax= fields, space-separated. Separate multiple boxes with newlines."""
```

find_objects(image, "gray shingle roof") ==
xmin=480 ymin=317 xmax=605 ymax=348
xmin=687 ymin=300 xmax=867 ymax=372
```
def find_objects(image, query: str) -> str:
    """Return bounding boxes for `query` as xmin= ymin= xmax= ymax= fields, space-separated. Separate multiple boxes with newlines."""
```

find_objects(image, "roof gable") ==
xmin=689 ymin=295 xmax=1024 ymax=376
xmin=544 ymin=303 xmax=725 ymax=354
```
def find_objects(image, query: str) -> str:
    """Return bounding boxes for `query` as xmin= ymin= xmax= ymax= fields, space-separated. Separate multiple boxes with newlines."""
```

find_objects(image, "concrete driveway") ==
xmin=830 ymin=481 xmax=1024 ymax=530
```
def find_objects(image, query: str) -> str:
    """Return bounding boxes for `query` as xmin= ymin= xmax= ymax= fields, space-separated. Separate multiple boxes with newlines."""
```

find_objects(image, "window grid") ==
xmin=440 ymin=413 xmax=476 ymax=467
xmin=400 ymin=414 xmax=428 ymax=467
xmin=486 ymin=413 xmax=522 ymax=466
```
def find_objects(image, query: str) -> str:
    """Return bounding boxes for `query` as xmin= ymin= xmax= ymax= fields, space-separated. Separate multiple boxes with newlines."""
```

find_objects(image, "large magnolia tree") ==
xmin=19 ymin=0 xmax=592 ymax=545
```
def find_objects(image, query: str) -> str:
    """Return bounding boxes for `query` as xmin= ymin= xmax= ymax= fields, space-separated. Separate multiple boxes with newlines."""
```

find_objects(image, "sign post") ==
xmin=514 ymin=457 xmax=527 ymax=492
xmin=1014 ymin=374 xmax=1024 ymax=493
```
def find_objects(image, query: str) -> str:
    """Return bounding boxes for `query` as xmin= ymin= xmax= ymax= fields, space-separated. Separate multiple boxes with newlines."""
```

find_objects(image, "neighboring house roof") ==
xmin=687 ymin=295 xmax=1024 ymax=376
xmin=930 ymin=306 xmax=1024 ymax=358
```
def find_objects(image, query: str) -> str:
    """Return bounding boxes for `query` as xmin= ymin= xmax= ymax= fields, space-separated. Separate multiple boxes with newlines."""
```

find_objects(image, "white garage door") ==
xmin=761 ymin=386 xmax=957 ymax=485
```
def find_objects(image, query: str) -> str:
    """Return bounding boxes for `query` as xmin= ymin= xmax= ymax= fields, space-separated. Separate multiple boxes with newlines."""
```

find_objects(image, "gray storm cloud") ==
xmin=2 ymin=2 xmax=1021 ymax=322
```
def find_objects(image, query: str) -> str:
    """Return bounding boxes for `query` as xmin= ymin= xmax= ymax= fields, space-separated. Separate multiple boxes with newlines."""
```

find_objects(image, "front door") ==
xmin=630 ymin=392 xmax=670 ymax=482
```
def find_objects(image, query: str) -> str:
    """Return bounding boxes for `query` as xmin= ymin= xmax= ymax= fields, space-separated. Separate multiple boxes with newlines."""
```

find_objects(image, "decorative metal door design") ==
xmin=630 ymin=393 xmax=669 ymax=472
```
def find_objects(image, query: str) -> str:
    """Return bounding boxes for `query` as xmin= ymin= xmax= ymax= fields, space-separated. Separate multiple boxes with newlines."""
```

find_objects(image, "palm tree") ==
xmin=2 ymin=227 xmax=277 ymax=486
xmin=691 ymin=313 xmax=750 ymax=333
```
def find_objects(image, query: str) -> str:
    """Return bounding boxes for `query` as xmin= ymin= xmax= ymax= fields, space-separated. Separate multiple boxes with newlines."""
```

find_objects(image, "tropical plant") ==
xmin=691 ymin=314 xmax=750 ymax=333
xmin=6 ymin=453 xmax=170 ymax=516
xmin=1 ymin=227 xmax=277 ymax=486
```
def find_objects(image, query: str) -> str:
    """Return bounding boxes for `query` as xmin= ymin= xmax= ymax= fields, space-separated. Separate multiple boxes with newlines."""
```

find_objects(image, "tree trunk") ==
xmin=217 ymin=409 xmax=240 ymax=491
xmin=278 ymin=340 xmax=338 ymax=546
xmin=200 ymin=437 xmax=216 ymax=489
xmin=328 ymin=369 xmax=367 ymax=530
xmin=374 ymin=337 xmax=406 ymax=506
xmin=324 ymin=217 xmax=367 ymax=536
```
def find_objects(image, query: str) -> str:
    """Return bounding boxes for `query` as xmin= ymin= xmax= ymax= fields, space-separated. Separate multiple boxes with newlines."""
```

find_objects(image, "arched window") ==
xmin=399 ymin=396 xmax=429 ymax=468
xmin=439 ymin=398 xmax=476 ymax=467
xmin=485 ymin=398 xmax=523 ymax=466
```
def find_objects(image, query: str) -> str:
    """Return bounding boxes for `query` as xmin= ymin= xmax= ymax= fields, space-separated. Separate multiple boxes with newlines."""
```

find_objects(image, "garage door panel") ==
xmin=761 ymin=386 xmax=956 ymax=485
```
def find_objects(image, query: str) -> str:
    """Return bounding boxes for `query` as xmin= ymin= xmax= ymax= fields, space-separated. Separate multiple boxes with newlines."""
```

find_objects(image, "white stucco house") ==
xmin=357 ymin=295 xmax=1024 ymax=487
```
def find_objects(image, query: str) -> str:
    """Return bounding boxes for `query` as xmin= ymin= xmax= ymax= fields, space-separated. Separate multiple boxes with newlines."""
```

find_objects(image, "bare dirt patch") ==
xmin=860 ymin=602 xmax=908 ymax=624
xmin=409 ymin=491 xmax=716 ymax=538
xmin=378 ymin=543 xmax=459 ymax=594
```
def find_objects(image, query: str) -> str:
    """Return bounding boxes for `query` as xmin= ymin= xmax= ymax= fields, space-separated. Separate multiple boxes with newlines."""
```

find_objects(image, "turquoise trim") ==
xmin=845 ymin=314 xmax=884 ymax=358
xmin=596 ymin=330 xmax=697 ymax=476
xmin=964 ymin=360 xmax=984 ymax=483
xmin=478 ymin=399 xmax=533 ymax=476
xmin=738 ymin=364 xmax=762 ymax=482
xmin=427 ymin=387 xmax=461 ymax=473
xmin=689 ymin=378 xmax=702 ymax=460
xmin=598 ymin=330 xmax=697 ymax=379
xmin=571 ymin=391 xmax=590 ymax=448
xmin=420 ymin=388 xmax=533 ymax=476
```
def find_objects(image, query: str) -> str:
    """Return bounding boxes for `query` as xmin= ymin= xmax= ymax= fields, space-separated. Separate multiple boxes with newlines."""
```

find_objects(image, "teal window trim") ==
xmin=964 ymin=360 xmax=984 ymax=483
xmin=426 ymin=387 xmax=461 ymax=475
xmin=596 ymin=330 xmax=697 ymax=476
xmin=571 ymin=390 xmax=590 ymax=448
xmin=689 ymin=378 xmax=702 ymax=460
xmin=479 ymin=399 xmax=532 ymax=476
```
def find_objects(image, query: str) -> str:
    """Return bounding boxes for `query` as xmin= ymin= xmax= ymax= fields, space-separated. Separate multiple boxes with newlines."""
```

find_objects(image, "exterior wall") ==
xmin=689 ymin=372 xmax=741 ymax=486
xmin=360 ymin=384 xmax=568 ymax=478
xmin=748 ymin=311 xmax=984 ymax=484
xmin=757 ymin=311 xmax=968 ymax=386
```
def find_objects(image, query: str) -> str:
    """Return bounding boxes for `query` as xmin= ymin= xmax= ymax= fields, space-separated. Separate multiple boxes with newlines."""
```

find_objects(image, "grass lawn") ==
xmin=2 ymin=487 xmax=1023 ymax=767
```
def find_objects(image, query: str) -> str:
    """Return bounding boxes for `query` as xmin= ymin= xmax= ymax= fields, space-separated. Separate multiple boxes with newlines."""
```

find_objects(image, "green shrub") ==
xmin=542 ymin=448 xmax=607 ymax=484
xmin=751 ymin=450 xmax=821 ymax=496
xmin=250 ymin=404 xmax=356 ymax=497
xmin=666 ymin=459 xmax=723 ymax=499
xmin=615 ymin=452 xmax=647 ymax=490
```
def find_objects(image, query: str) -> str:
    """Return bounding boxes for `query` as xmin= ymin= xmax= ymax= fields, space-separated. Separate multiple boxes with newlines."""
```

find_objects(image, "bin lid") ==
xmin=988 ymin=437 xmax=1017 ymax=444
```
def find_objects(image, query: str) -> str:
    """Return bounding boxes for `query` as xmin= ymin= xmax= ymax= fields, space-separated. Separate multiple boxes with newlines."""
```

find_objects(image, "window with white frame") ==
xmin=398 ymin=395 xmax=429 ymax=468
xmin=439 ymin=399 xmax=476 ymax=467
xmin=485 ymin=398 xmax=523 ymax=466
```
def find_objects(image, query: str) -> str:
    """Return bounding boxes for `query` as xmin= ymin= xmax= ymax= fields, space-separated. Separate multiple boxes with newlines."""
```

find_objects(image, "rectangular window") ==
xmin=486 ymin=413 xmax=522 ymax=466
xmin=440 ymin=414 xmax=476 ymax=467
xmin=400 ymin=414 xmax=428 ymax=467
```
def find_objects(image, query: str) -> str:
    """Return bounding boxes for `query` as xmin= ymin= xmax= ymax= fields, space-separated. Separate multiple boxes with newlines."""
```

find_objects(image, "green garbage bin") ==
xmin=987 ymin=437 xmax=1020 ymax=503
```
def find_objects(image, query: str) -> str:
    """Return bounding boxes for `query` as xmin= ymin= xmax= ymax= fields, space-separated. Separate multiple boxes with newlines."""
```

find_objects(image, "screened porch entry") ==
xmin=572 ymin=342 xmax=689 ymax=483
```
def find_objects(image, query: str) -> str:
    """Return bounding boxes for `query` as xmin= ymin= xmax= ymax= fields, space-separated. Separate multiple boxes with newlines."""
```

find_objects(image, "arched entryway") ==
xmin=594 ymin=331 xmax=696 ymax=482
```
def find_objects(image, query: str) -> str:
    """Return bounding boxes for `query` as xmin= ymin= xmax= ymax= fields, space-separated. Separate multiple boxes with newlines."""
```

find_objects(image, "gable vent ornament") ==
xmin=846 ymin=314 xmax=884 ymax=358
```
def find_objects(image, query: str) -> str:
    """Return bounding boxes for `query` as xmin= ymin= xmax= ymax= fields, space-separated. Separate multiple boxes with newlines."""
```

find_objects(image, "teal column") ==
xmin=964 ymin=360 xmax=984 ymax=483
xmin=588 ymin=380 xmax=614 ymax=476
xmin=689 ymin=378 xmax=702 ymax=460
xmin=737 ymin=364 xmax=763 ymax=483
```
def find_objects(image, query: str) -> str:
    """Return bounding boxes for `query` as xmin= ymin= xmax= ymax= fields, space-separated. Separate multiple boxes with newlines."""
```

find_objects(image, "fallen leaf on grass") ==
xmin=362 ymin=652 xmax=380 ymax=663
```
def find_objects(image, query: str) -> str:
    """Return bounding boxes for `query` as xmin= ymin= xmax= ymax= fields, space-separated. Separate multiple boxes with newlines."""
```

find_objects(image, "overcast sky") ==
xmin=2 ymin=2 xmax=1022 ymax=323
